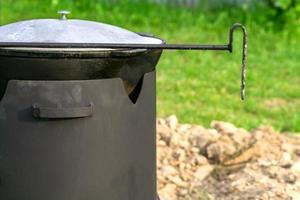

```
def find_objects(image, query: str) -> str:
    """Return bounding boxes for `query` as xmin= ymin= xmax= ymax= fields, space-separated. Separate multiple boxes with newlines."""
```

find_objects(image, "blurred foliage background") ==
xmin=0 ymin=0 xmax=299 ymax=132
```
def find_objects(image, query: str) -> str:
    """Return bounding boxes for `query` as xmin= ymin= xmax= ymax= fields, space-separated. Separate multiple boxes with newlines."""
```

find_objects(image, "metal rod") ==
xmin=0 ymin=42 xmax=230 ymax=51
xmin=0 ymin=23 xmax=247 ymax=100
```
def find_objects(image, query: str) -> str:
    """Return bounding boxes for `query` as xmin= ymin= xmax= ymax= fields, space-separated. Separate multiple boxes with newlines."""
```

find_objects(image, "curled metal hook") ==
xmin=228 ymin=23 xmax=248 ymax=100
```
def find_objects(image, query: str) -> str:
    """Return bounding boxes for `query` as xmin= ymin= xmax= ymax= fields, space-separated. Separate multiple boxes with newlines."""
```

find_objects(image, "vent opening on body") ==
xmin=0 ymin=80 xmax=7 ymax=102
xmin=128 ymin=76 xmax=144 ymax=104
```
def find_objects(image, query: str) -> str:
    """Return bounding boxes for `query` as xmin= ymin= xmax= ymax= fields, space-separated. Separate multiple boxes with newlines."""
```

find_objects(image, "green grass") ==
xmin=0 ymin=0 xmax=299 ymax=132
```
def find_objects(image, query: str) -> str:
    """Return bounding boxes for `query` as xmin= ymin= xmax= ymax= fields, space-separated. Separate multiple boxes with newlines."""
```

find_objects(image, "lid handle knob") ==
xmin=58 ymin=10 xmax=70 ymax=20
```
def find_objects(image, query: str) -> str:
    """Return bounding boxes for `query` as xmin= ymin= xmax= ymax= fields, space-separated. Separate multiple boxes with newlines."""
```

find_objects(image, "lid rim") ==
xmin=0 ymin=48 xmax=162 ymax=58
xmin=0 ymin=34 xmax=165 ymax=58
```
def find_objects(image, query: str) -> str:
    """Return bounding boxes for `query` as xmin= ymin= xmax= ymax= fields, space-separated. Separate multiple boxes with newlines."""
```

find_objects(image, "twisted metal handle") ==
xmin=228 ymin=23 xmax=248 ymax=100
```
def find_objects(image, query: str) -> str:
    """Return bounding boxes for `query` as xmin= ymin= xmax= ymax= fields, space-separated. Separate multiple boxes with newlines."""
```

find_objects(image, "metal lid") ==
xmin=0 ymin=11 xmax=163 ymax=57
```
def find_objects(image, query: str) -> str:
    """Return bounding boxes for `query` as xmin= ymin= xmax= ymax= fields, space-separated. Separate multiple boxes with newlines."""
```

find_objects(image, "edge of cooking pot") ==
xmin=0 ymin=34 xmax=165 ymax=59
xmin=0 ymin=48 xmax=150 ymax=58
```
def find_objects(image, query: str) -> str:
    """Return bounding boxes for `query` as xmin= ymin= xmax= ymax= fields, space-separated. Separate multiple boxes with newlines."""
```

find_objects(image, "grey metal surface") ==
xmin=0 ymin=19 xmax=163 ymax=45
xmin=0 ymin=71 xmax=157 ymax=200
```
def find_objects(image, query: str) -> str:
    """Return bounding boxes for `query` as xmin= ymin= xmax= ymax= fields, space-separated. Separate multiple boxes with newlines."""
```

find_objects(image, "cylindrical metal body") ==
xmin=0 ymin=70 xmax=157 ymax=200
xmin=0 ymin=16 xmax=163 ymax=200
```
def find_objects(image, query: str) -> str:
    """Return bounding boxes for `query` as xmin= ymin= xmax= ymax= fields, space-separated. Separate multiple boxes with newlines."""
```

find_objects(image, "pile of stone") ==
xmin=157 ymin=115 xmax=300 ymax=200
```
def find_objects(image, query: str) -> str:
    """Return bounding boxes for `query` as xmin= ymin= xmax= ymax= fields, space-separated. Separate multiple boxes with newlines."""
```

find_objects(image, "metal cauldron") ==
xmin=0 ymin=11 xmax=247 ymax=200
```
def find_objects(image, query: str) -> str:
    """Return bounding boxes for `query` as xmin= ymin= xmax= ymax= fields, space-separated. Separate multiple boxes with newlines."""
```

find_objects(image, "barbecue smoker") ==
xmin=0 ymin=11 xmax=247 ymax=200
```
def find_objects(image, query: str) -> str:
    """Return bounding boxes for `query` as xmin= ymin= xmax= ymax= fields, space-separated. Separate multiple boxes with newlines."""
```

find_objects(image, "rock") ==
xmin=279 ymin=152 xmax=293 ymax=168
xmin=281 ymin=142 xmax=294 ymax=154
xmin=291 ymin=162 xmax=300 ymax=173
xmin=165 ymin=115 xmax=178 ymax=130
xmin=157 ymin=140 xmax=167 ymax=147
xmin=178 ymin=140 xmax=190 ymax=149
xmin=230 ymin=128 xmax=252 ymax=148
xmin=156 ymin=116 xmax=300 ymax=200
xmin=295 ymin=146 xmax=300 ymax=156
xmin=290 ymin=192 xmax=300 ymax=200
xmin=191 ymin=134 xmax=217 ymax=153
xmin=283 ymin=173 xmax=296 ymax=184
xmin=206 ymin=141 xmax=236 ymax=163
xmin=258 ymin=158 xmax=278 ymax=167
xmin=169 ymin=133 xmax=181 ymax=147
xmin=206 ymin=142 xmax=221 ymax=161
xmin=265 ymin=165 xmax=278 ymax=179
xmin=159 ymin=184 xmax=177 ymax=200
xmin=194 ymin=165 xmax=214 ymax=182
xmin=195 ymin=155 xmax=209 ymax=166
xmin=178 ymin=189 xmax=188 ymax=196
xmin=160 ymin=165 xmax=178 ymax=177
xmin=211 ymin=121 xmax=238 ymax=134
xmin=168 ymin=175 xmax=188 ymax=188
xmin=158 ymin=126 xmax=172 ymax=144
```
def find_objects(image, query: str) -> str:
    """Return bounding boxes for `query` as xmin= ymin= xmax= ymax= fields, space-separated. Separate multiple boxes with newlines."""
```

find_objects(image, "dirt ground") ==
xmin=157 ymin=116 xmax=300 ymax=200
